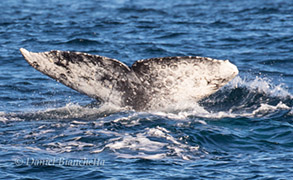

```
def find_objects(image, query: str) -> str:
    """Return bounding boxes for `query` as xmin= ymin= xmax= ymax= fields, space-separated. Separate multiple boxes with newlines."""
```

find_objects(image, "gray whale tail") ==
xmin=20 ymin=48 xmax=238 ymax=111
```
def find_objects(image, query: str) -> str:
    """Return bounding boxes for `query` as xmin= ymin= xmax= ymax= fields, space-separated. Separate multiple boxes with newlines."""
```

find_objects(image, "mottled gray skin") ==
xmin=20 ymin=48 xmax=238 ymax=111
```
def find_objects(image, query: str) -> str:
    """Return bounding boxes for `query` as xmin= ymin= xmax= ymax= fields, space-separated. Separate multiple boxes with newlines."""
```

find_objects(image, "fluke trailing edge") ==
xmin=20 ymin=48 xmax=238 ymax=111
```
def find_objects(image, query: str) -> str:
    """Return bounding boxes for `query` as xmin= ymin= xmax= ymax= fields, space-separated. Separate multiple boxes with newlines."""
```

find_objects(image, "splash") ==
xmin=230 ymin=76 xmax=292 ymax=98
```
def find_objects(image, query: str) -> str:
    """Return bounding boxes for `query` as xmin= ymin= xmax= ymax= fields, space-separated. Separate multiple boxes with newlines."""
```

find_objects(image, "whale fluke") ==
xmin=20 ymin=48 xmax=238 ymax=111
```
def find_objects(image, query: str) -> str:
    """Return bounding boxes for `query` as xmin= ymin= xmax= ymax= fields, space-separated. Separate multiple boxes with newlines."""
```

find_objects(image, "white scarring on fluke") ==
xmin=20 ymin=48 xmax=238 ymax=111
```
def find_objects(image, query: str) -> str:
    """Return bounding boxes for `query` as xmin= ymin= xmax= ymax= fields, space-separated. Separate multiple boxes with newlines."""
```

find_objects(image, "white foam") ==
xmin=157 ymin=101 xmax=290 ymax=120
xmin=252 ymin=102 xmax=290 ymax=117
xmin=101 ymin=126 xmax=200 ymax=160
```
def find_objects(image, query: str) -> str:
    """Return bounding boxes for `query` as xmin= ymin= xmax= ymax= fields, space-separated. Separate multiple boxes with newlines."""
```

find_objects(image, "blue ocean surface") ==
xmin=0 ymin=0 xmax=293 ymax=179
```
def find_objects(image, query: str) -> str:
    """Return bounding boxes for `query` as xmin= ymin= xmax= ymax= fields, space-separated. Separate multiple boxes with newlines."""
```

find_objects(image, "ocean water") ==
xmin=0 ymin=0 xmax=293 ymax=179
